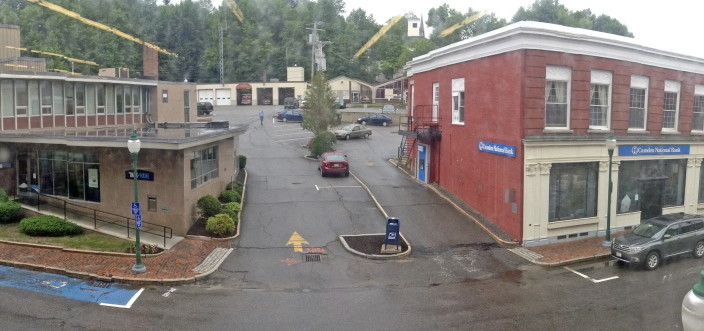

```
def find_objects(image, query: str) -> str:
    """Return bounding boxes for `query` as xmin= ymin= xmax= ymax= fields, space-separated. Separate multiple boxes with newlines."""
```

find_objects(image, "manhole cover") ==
xmin=304 ymin=254 xmax=322 ymax=262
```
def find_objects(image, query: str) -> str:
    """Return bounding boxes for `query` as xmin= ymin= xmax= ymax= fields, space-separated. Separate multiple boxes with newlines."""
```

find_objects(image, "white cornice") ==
xmin=407 ymin=21 xmax=704 ymax=76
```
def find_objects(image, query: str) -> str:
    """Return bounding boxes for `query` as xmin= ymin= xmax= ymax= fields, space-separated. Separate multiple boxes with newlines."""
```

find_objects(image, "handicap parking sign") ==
xmin=135 ymin=215 xmax=142 ymax=229
xmin=131 ymin=202 xmax=140 ymax=216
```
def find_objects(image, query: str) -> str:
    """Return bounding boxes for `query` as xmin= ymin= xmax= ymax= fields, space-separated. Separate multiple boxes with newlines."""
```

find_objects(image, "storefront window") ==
xmin=617 ymin=159 xmax=686 ymax=214
xmin=38 ymin=151 xmax=99 ymax=202
xmin=190 ymin=146 xmax=219 ymax=189
xmin=548 ymin=163 xmax=598 ymax=222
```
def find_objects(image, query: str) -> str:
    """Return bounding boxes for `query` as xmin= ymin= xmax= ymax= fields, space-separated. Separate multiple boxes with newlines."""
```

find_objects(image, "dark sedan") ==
xmin=197 ymin=102 xmax=213 ymax=115
xmin=357 ymin=113 xmax=392 ymax=126
xmin=276 ymin=110 xmax=303 ymax=122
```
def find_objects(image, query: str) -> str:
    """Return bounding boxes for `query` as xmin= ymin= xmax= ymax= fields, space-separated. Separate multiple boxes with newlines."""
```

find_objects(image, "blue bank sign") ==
xmin=125 ymin=170 xmax=155 ymax=181
xmin=619 ymin=145 xmax=690 ymax=156
xmin=478 ymin=141 xmax=516 ymax=158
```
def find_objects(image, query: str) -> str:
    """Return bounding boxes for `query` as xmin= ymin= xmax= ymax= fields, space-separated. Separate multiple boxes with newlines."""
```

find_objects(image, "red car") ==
xmin=318 ymin=152 xmax=349 ymax=177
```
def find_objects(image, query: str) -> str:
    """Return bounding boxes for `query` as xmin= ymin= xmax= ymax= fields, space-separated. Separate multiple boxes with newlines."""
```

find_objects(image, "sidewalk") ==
xmin=509 ymin=236 xmax=612 ymax=266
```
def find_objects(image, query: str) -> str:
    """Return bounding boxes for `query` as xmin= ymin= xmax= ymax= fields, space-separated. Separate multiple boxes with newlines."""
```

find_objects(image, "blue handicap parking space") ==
xmin=0 ymin=265 xmax=143 ymax=308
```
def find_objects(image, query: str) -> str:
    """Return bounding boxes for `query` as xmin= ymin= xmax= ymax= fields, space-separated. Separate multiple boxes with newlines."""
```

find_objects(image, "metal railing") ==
xmin=15 ymin=191 xmax=173 ymax=247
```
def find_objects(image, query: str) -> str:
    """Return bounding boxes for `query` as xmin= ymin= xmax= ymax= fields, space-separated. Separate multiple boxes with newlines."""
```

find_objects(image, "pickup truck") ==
xmin=333 ymin=124 xmax=372 ymax=140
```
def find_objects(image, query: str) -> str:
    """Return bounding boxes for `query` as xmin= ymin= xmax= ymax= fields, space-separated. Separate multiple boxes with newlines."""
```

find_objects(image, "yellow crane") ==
xmin=438 ymin=12 xmax=485 ymax=38
xmin=353 ymin=15 xmax=404 ymax=60
xmin=25 ymin=0 xmax=178 ymax=57
xmin=224 ymin=0 xmax=244 ymax=23
xmin=6 ymin=45 xmax=98 ymax=66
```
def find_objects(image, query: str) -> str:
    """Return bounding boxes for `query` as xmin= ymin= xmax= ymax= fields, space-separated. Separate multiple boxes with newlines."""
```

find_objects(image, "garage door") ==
xmin=215 ymin=89 xmax=231 ymax=106
xmin=198 ymin=89 xmax=213 ymax=103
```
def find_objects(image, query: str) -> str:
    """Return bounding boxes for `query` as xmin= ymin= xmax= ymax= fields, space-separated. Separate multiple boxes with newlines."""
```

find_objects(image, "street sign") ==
xmin=135 ymin=214 xmax=142 ymax=229
xmin=131 ymin=202 xmax=140 ymax=216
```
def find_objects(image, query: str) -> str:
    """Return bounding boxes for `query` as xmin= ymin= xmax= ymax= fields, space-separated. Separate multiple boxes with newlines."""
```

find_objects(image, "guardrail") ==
xmin=16 ymin=191 xmax=173 ymax=247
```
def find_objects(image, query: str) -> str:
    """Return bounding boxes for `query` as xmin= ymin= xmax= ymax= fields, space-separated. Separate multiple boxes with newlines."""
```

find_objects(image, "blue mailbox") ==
xmin=385 ymin=217 xmax=400 ymax=249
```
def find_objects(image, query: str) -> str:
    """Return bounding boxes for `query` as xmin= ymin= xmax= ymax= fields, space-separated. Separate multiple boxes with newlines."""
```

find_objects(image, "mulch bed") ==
xmin=186 ymin=169 xmax=246 ymax=238
xmin=341 ymin=234 xmax=408 ymax=255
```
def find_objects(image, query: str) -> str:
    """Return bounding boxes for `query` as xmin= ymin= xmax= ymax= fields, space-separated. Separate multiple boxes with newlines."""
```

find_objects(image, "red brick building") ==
xmin=403 ymin=22 xmax=704 ymax=246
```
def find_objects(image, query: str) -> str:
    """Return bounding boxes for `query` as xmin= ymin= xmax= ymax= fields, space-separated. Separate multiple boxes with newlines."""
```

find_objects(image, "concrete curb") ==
xmin=531 ymin=253 xmax=613 ymax=267
xmin=339 ymin=233 xmax=412 ymax=260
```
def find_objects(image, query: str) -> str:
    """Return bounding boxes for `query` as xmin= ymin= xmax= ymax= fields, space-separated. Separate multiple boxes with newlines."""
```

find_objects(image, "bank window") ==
xmin=96 ymin=84 xmax=106 ymax=114
xmin=590 ymin=70 xmax=612 ymax=129
xmin=548 ymin=162 xmax=598 ymax=222
xmin=75 ymin=83 xmax=85 ymax=114
xmin=663 ymin=80 xmax=680 ymax=131
xmin=190 ymin=146 xmax=219 ymax=189
xmin=693 ymin=85 xmax=704 ymax=132
xmin=38 ymin=151 xmax=100 ymax=203
xmin=124 ymin=85 xmax=132 ymax=113
xmin=29 ymin=80 xmax=40 ymax=116
xmin=15 ymin=79 xmax=28 ymax=116
xmin=618 ymin=159 xmax=686 ymax=214
xmin=53 ymin=81 xmax=63 ymax=115
xmin=629 ymin=76 xmax=649 ymax=130
xmin=65 ymin=82 xmax=74 ymax=115
xmin=41 ymin=80 xmax=53 ymax=115
xmin=86 ymin=84 xmax=96 ymax=115
xmin=132 ymin=87 xmax=141 ymax=113
xmin=545 ymin=66 xmax=571 ymax=128
xmin=451 ymin=78 xmax=464 ymax=125
xmin=1 ymin=80 xmax=13 ymax=117
xmin=115 ymin=85 xmax=123 ymax=114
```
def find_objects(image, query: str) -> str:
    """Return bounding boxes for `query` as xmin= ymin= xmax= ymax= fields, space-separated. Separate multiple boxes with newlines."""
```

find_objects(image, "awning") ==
xmin=236 ymin=83 xmax=251 ymax=89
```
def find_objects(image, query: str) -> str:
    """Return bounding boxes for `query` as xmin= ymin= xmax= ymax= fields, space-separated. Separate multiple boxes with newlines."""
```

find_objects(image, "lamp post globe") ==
xmin=603 ymin=135 xmax=616 ymax=247
xmin=129 ymin=130 xmax=146 ymax=274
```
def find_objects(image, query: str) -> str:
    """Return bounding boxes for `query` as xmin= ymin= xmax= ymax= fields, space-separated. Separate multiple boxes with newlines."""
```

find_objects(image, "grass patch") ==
xmin=0 ymin=222 xmax=133 ymax=252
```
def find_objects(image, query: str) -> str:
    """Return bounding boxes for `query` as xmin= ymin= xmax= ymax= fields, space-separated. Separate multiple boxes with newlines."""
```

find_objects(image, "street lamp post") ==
xmin=603 ymin=135 xmax=617 ymax=247
xmin=128 ymin=130 xmax=146 ymax=274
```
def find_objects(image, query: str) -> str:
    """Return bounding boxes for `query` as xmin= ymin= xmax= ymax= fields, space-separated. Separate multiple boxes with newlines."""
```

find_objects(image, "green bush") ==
xmin=219 ymin=190 xmax=241 ymax=203
xmin=0 ymin=189 xmax=8 ymax=202
xmin=0 ymin=201 xmax=22 ymax=224
xmin=197 ymin=195 xmax=222 ymax=218
xmin=309 ymin=131 xmax=336 ymax=157
xmin=126 ymin=243 xmax=163 ymax=254
xmin=226 ymin=181 xmax=244 ymax=195
xmin=206 ymin=213 xmax=235 ymax=236
xmin=19 ymin=215 xmax=84 ymax=236
xmin=238 ymin=155 xmax=247 ymax=169
xmin=222 ymin=202 xmax=241 ymax=221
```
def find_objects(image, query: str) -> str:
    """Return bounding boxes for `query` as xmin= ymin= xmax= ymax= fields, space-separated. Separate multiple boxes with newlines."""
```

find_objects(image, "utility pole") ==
xmin=306 ymin=22 xmax=331 ymax=80
xmin=219 ymin=26 xmax=224 ymax=85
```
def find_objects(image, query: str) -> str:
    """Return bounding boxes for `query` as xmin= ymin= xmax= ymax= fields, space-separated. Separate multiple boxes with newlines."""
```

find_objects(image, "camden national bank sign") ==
xmin=618 ymin=145 xmax=690 ymax=156
xmin=478 ymin=141 xmax=516 ymax=157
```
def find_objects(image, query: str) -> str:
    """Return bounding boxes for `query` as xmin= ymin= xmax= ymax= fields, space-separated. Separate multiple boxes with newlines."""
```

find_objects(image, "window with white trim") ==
xmin=451 ymin=78 xmax=464 ymax=124
xmin=589 ymin=70 xmax=612 ymax=129
xmin=432 ymin=82 xmax=439 ymax=122
xmin=75 ymin=82 xmax=85 ymax=114
xmin=545 ymin=66 xmax=570 ymax=128
xmin=40 ymin=80 xmax=52 ymax=115
xmin=15 ymin=80 xmax=28 ymax=116
xmin=96 ymin=84 xmax=106 ymax=114
xmin=190 ymin=146 xmax=219 ymax=189
xmin=693 ymin=85 xmax=704 ymax=132
xmin=628 ymin=75 xmax=649 ymax=130
xmin=663 ymin=80 xmax=680 ymax=130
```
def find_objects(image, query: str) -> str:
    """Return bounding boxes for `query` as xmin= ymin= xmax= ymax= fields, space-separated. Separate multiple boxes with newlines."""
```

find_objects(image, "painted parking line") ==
xmin=563 ymin=266 xmax=619 ymax=283
xmin=0 ymin=265 xmax=143 ymax=308
xmin=315 ymin=185 xmax=362 ymax=191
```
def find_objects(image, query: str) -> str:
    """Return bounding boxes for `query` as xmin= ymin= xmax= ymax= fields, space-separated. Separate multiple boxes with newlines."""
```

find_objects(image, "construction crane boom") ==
xmin=224 ymin=0 xmax=244 ymax=23
xmin=438 ymin=12 xmax=485 ymax=38
xmin=353 ymin=15 xmax=404 ymax=60
xmin=7 ymin=46 xmax=98 ymax=66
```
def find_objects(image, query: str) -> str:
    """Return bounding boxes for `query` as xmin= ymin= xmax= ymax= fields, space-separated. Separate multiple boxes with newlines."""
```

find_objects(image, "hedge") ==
xmin=219 ymin=190 xmax=241 ymax=203
xmin=0 ymin=201 xmax=22 ymax=224
xmin=206 ymin=213 xmax=235 ymax=236
xmin=197 ymin=195 xmax=222 ymax=218
xmin=19 ymin=215 xmax=84 ymax=236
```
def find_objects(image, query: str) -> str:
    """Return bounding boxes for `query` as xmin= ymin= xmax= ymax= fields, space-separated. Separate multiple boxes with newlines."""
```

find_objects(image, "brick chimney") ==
xmin=143 ymin=45 xmax=158 ymax=80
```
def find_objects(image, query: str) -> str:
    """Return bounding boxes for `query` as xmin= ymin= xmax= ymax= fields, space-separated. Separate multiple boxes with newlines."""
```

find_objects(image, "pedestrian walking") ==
xmin=259 ymin=111 xmax=264 ymax=125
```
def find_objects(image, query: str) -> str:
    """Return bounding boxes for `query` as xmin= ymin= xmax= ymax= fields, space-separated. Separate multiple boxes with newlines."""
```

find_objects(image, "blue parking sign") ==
xmin=135 ymin=215 xmax=142 ymax=229
xmin=131 ymin=202 xmax=140 ymax=216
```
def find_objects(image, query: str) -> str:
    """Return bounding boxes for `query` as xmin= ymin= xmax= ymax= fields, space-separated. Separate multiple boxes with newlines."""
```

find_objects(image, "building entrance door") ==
xmin=638 ymin=176 xmax=667 ymax=220
xmin=417 ymin=144 xmax=428 ymax=183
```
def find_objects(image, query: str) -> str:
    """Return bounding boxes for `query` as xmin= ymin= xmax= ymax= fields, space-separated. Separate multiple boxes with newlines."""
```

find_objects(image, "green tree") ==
xmin=511 ymin=0 xmax=633 ymax=37
xmin=301 ymin=72 xmax=339 ymax=136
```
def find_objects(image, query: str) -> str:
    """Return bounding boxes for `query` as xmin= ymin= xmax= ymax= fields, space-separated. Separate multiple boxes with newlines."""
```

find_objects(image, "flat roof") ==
xmin=0 ymin=122 xmax=248 ymax=150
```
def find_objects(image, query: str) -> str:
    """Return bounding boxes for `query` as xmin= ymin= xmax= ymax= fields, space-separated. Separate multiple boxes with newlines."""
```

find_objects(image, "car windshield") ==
xmin=632 ymin=220 xmax=666 ymax=238
xmin=341 ymin=124 xmax=354 ymax=130
xmin=325 ymin=154 xmax=345 ymax=161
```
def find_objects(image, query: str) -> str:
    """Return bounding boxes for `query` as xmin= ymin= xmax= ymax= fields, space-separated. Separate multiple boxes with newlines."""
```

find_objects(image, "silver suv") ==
xmin=611 ymin=213 xmax=704 ymax=270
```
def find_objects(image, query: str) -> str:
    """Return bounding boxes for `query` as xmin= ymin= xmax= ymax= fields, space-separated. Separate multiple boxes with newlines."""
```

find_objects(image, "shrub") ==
xmin=126 ymin=243 xmax=163 ymax=254
xmin=206 ymin=213 xmax=235 ymax=236
xmin=197 ymin=195 xmax=222 ymax=218
xmin=238 ymin=155 xmax=247 ymax=169
xmin=0 ymin=201 xmax=22 ymax=224
xmin=0 ymin=189 xmax=8 ymax=202
xmin=219 ymin=190 xmax=241 ymax=203
xmin=309 ymin=131 xmax=336 ymax=157
xmin=226 ymin=181 xmax=244 ymax=195
xmin=19 ymin=215 xmax=84 ymax=236
xmin=222 ymin=202 xmax=241 ymax=221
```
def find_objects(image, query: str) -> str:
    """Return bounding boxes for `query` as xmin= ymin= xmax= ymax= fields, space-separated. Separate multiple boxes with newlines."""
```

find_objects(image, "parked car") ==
xmin=318 ymin=152 xmax=349 ymax=177
xmin=381 ymin=104 xmax=396 ymax=113
xmin=261 ymin=97 xmax=272 ymax=105
xmin=334 ymin=124 xmax=371 ymax=140
xmin=283 ymin=97 xmax=299 ymax=109
xmin=337 ymin=98 xmax=346 ymax=109
xmin=611 ymin=213 xmax=704 ymax=270
xmin=197 ymin=102 xmax=213 ymax=115
xmin=357 ymin=113 xmax=393 ymax=126
xmin=276 ymin=110 xmax=303 ymax=122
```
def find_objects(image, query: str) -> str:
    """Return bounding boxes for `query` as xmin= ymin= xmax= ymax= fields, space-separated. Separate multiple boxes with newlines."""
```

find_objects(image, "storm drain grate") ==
xmin=304 ymin=254 xmax=322 ymax=262
xmin=90 ymin=281 xmax=111 ymax=288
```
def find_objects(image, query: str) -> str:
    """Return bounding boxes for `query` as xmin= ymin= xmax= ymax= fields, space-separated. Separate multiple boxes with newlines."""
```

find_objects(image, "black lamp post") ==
xmin=128 ymin=130 xmax=146 ymax=274
xmin=603 ymin=135 xmax=617 ymax=247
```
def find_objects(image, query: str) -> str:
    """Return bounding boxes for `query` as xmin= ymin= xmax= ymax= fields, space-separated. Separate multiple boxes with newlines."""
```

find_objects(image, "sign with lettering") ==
xmin=125 ymin=170 xmax=154 ymax=181
xmin=478 ymin=141 xmax=516 ymax=158
xmin=618 ymin=145 xmax=690 ymax=156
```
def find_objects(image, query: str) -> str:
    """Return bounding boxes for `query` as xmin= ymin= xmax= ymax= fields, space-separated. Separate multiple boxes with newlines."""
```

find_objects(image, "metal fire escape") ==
xmin=397 ymin=105 xmax=442 ymax=170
